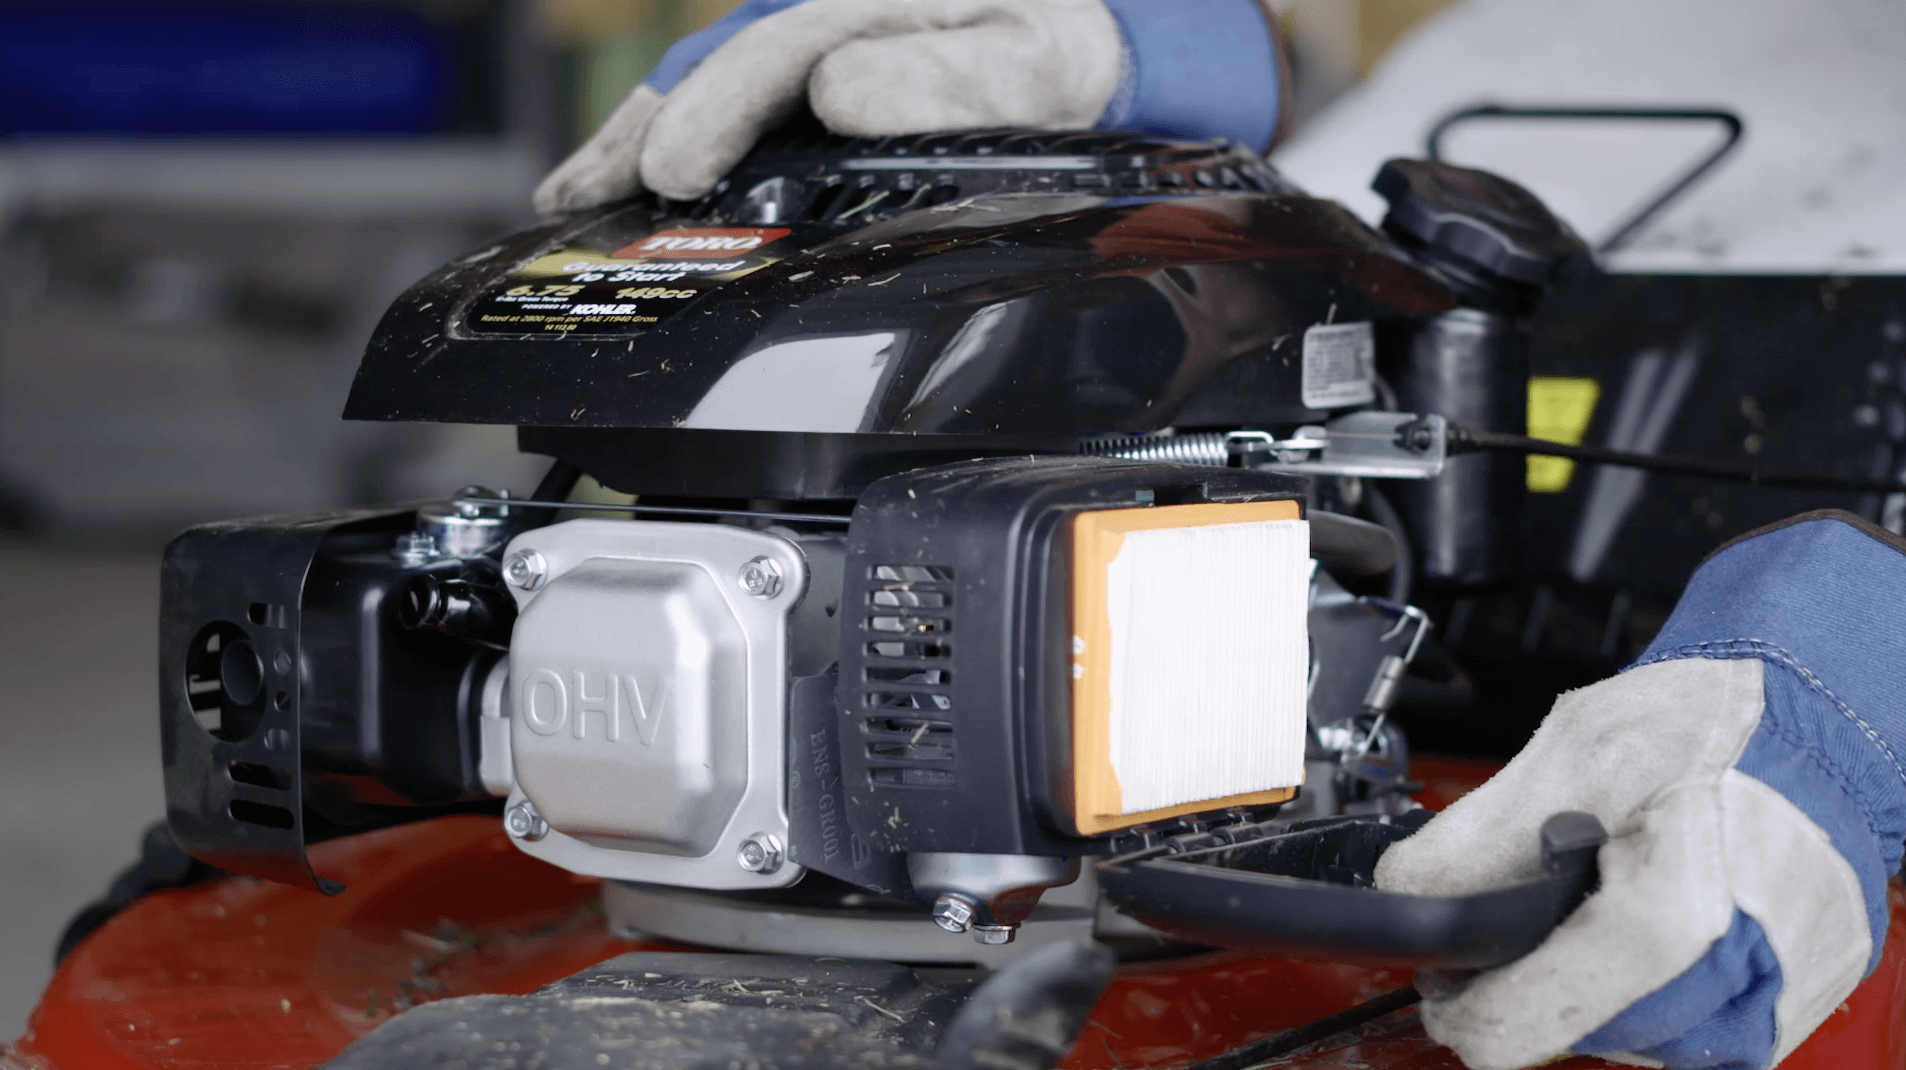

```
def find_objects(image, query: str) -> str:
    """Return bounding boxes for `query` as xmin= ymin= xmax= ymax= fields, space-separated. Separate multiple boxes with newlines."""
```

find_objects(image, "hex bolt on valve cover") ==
xmin=737 ymin=556 xmax=783 ymax=599
xmin=503 ymin=550 xmax=547 ymax=590
xmin=505 ymin=801 xmax=549 ymax=841
xmin=736 ymin=833 xmax=785 ymax=874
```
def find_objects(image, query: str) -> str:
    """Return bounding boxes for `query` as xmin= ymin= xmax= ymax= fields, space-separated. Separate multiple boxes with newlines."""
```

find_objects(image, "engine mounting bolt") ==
xmin=503 ymin=550 xmax=548 ymax=591
xmin=972 ymin=924 xmax=1017 ymax=946
xmin=931 ymin=894 xmax=976 ymax=934
xmin=736 ymin=833 xmax=785 ymax=874
xmin=737 ymin=557 xmax=784 ymax=599
xmin=393 ymin=532 xmax=440 ymax=566
xmin=505 ymin=801 xmax=548 ymax=841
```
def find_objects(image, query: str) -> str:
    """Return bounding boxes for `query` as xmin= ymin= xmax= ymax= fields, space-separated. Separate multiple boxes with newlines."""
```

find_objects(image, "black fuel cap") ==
xmin=1373 ymin=158 xmax=1591 ymax=307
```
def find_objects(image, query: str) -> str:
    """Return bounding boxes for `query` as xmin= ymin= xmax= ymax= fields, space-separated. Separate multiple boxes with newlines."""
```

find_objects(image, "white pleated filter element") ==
xmin=1103 ymin=518 xmax=1311 ymax=815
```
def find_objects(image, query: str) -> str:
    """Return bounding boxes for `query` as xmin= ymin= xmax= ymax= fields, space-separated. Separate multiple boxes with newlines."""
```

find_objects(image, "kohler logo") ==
xmin=520 ymin=668 xmax=665 ymax=744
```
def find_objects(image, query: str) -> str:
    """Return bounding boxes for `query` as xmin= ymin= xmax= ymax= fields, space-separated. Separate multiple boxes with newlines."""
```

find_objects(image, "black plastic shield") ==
xmin=160 ymin=510 xmax=408 ymax=893
xmin=1097 ymin=810 xmax=1606 ymax=969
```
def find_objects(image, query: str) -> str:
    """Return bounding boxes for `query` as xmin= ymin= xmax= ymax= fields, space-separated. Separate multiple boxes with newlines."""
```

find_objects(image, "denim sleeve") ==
xmin=1098 ymin=0 xmax=1284 ymax=151
xmin=643 ymin=0 xmax=810 ymax=95
xmin=1633 ymin=510 xmax=1906 ymax=907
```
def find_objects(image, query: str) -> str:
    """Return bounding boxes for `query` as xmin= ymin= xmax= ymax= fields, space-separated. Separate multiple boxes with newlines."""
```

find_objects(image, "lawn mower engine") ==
xmin=154 ymin=127 xmax=1597 ymax=1062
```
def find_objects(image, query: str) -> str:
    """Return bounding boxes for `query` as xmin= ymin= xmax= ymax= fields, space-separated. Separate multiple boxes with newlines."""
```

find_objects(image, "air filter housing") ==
xmin=836 ymin=456 xmax=1309 ymax=857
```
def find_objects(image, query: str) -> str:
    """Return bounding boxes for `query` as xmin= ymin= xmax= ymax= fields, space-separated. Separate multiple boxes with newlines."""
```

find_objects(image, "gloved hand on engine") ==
xmin=1378 ymin=510 xmax=1906 ymax=1069
xmin=533 ymin=0 xmax=1287 ymax=212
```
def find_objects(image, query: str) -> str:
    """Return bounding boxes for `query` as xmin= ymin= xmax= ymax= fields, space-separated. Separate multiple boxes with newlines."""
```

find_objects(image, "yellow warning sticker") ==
xmin=1527 ymin=377 xmax=1601 ymax=493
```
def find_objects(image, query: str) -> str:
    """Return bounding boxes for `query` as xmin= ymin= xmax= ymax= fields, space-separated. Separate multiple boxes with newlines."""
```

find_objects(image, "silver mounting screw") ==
xmin=503 ymin=550 xmax=548 ymax=590
xmin=393 ymin=532 xmax=440 ymax=565
xmin=505 ymin=801 xmax=548 ymax=841
xmin=931 ymin=894 xmax=976 ymax=934
xmin=972 ymin=924 xmax=1017 ymax=946
xmin=737 ymin=557 xmax=783 ymax=599
xmin=736 ymin=833 xmax=785 ymax=874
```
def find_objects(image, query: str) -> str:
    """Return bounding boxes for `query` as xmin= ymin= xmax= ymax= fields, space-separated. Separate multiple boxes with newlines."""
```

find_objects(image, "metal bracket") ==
xmin=1251 ymin=412 xmax=1448 ymax=481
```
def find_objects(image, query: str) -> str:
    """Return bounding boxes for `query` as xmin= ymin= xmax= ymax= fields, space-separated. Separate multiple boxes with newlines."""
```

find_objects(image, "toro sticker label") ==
xmin=464 ymin=225 xmax=798 ymax=338
xmin=612 ymin=227 xmax=791 ymax=260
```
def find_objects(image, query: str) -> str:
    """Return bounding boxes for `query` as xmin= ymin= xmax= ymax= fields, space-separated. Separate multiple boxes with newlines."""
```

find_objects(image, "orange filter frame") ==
xmin=1069 ymin=499 xmax=1307 ymax=836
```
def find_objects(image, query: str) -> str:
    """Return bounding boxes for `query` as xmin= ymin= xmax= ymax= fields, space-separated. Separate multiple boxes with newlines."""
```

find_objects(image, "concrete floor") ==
xmin=0 ymin=538 xmax=166 ymax=1040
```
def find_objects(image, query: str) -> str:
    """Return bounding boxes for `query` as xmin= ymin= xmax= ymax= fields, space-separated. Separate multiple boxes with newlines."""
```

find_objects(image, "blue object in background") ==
xmin=0 ymin=3 xmax=454 ymax=137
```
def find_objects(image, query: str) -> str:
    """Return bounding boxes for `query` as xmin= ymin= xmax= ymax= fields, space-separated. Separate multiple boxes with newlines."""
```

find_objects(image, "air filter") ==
xmin=1070 ymin=502 xmax=1308 ymax=834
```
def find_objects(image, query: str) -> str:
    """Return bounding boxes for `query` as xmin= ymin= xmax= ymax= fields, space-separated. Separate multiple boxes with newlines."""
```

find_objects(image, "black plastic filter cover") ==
xmin=1097 ymin=810 xmax=1605 ymax=969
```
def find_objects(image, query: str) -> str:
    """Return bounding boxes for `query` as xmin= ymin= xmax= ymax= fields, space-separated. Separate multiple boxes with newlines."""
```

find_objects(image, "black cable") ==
xmin=462 ymin=496 xmax=853 ymax=526
xmin=1446 ymin=425 xmax=1906 ymax=496
xmin=1187 ymin=986 xmax=1422 ymax=1070
xmin=1361 ymin=484 xmax=1414 ymax=606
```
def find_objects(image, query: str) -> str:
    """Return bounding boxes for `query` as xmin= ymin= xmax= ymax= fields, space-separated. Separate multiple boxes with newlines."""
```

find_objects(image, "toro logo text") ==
xmin=612 ymin=227 xmax=792 ymax=260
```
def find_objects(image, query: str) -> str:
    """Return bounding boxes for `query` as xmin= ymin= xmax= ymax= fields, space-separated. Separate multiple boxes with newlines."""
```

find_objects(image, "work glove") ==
xmin=1377 ymin=510 xmax=1906 ymax=1070
xmin=533 ymin=0 xmax=1286 ymax=212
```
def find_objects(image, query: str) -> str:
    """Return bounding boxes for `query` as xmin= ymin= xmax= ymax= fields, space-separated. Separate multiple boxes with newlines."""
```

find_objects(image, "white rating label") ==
xmin=1300 ymin=322 xmax=1376 ymax=410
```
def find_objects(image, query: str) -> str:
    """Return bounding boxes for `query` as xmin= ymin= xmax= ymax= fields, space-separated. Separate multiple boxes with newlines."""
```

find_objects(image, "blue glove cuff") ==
xmin=644 ymin=0 xmax=807 ymax=95
xmin=1098 ymin=0 xmax=1283 ymax=152
xmin=645 ymin=0 xmax=1286 ymax=152
xmin=1567 ymin=511 xmax=1906 ymax=1069
xmin=1633 ymin=511 xmax=1906 ymax=961
xmin=1575 ymin=909 xmax=1783 ymax=1068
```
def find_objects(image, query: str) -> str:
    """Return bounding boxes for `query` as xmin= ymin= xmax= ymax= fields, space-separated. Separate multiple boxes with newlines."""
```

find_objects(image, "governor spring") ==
xmin=1077 ymin=432 xmax=1235 ymax=466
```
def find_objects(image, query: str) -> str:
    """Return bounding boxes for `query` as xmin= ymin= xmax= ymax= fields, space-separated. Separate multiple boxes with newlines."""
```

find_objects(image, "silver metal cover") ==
xmin=500 ymin=519 xmax=808 ymax=890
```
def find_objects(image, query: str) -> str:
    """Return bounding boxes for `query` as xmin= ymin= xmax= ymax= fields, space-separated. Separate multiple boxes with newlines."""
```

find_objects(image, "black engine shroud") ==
xmin=345 ymin=128 xmax=1458 ymax=499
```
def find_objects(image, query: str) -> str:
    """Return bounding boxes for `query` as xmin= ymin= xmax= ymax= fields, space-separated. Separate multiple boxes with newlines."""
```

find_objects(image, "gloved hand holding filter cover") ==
xmin=534 ymin=0 xmax=1286 ymax=210
xmin=1379 ymin=511 xmax=1906 ymax=1070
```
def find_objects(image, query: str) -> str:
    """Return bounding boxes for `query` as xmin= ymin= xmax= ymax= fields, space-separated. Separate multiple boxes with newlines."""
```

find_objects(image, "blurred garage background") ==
xmin=0 ymin=0 xmax=765 ymax=1031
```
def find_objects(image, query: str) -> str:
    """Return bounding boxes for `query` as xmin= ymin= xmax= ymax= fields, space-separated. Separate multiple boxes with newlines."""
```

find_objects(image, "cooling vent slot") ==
xmin=789 ymin=177 xmax=962 ymax=225
xmin=594 ymin=123 xmax=1301 ymax=233
xmin=861 ymin=563 xmax=957 ymax=788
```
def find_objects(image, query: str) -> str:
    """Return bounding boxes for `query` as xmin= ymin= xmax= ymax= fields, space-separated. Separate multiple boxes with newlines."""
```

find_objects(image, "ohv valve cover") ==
xmin=499 ymin=519 xmax=811 ymax=890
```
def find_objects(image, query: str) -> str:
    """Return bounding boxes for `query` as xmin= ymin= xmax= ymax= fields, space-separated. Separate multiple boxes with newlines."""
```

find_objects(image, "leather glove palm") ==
xmin=1378 ymin=511 xmax=1906 ymax=1069
xmin=534 ymin=0 xmax=1285 ymax=211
